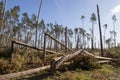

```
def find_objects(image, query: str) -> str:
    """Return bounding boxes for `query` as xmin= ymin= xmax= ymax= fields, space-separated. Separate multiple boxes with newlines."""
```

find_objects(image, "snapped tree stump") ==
xmin=50 ymin=59 xmax=56 ymax=76
xmin=9 ymin=40 xmax=14 ymax=62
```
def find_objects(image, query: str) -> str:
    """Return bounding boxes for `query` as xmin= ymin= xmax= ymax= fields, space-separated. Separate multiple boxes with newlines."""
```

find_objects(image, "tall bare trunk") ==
xmin=76 ymin=34 xmax=79 ymax=50
xmin=0 ymin=0 xmax=7 ymax=39
xmin=65 ymin=27 xmax=67 ymax=53
xmin=35 ymin=0 xmax=42 ymax=47
xmin=113 ymin=21 xmax=116 ymax=47
xmin=91 ymin=23 xmax=94 ymax=50
xmin=40 ymin=30 xmax=44 ymax=48
xmin=97 ymin=5 xmax=104 ymax=56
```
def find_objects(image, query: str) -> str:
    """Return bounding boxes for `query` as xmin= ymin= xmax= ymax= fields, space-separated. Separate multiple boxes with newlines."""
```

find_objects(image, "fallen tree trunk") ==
xmin=45 ymin=33 xmax=74 ymax=53
xmin=55 ymin=50 xmax=120 ymax=69
xmin=50 ymin=51 xmax=89 ymax=76
xmin=55 ymin=49 xmax=83 ymax=69
xmin=83 ymin=50 xmax=120 ymax=61
xmin=12 ymin=40 xmax=63 ymax=54
xmin=0 ymin=65 xmax=50 ymax=80
xmin=98 ymin=60 xmax=111 ymax=64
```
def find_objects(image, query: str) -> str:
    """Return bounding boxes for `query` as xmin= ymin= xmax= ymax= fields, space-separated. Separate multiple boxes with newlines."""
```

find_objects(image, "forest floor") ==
xmin=0 ymin=47 xmax=120 ymax=80
xmin=16 ymin=64 xmax=120 ymax=80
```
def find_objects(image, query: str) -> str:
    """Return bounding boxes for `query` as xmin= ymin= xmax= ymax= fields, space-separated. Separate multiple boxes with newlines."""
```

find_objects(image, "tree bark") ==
xmin=9 ymin=41 xmax=14 ymax=63
xmin=65 ymin=27 xmax=67 ymax=53
xmin=43 ymin=33 xmax=46 ymax=61
xmin=50 ymin=59 xmax=56 ymax=76
xmin=76 ymin=35 xmax=79 ymax=50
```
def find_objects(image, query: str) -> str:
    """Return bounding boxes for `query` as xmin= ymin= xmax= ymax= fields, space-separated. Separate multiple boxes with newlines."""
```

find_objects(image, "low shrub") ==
xmin=58 ymin=55 xmax=101 ymax=72
xmin=0 ymin=56 xmax=23 ymax=74
xmin=0 ymin=47 xmax=11 ymax=58
xmin=23 ymin=51 xmax=43 ymax=68
xmin=105 ymin=49 xmax=120 ymax=67
xmin=105 ymin=50 xmax=120 ymax=59
xmin=69 ymin=55 xmax=101 ymax=70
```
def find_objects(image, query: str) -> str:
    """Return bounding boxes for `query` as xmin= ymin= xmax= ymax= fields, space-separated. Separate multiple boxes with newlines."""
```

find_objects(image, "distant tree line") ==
xmin=0 ymin=1 xmax=118 ymax=49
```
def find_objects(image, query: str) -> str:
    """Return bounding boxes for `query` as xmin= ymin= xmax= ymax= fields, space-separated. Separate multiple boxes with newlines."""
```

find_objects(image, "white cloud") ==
xmin=111 ymin=4 xmax=120 ymax=14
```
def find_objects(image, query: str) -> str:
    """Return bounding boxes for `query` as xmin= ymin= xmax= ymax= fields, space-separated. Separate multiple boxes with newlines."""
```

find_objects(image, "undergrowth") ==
xmin=0 ymin=48 xmax=43 ymax=74
xmin=0 ymin=47 xmax=120 ymax=80
xmin=58 ymin=55 xmax=101 ymax=72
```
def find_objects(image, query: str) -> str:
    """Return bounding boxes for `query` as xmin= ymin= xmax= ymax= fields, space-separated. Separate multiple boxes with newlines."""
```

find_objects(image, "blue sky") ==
xmin=5 ymin=0 xmax=120 ymax=46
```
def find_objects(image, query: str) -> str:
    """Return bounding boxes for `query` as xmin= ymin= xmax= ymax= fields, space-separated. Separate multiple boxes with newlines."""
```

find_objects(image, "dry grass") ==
xmin=0 ymin=56 xmax=22 ymax=74
xmin=0 ymin=47 xmax=120 ymax=80
xmin=40 ymin=64 xmax=120 ymax=80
